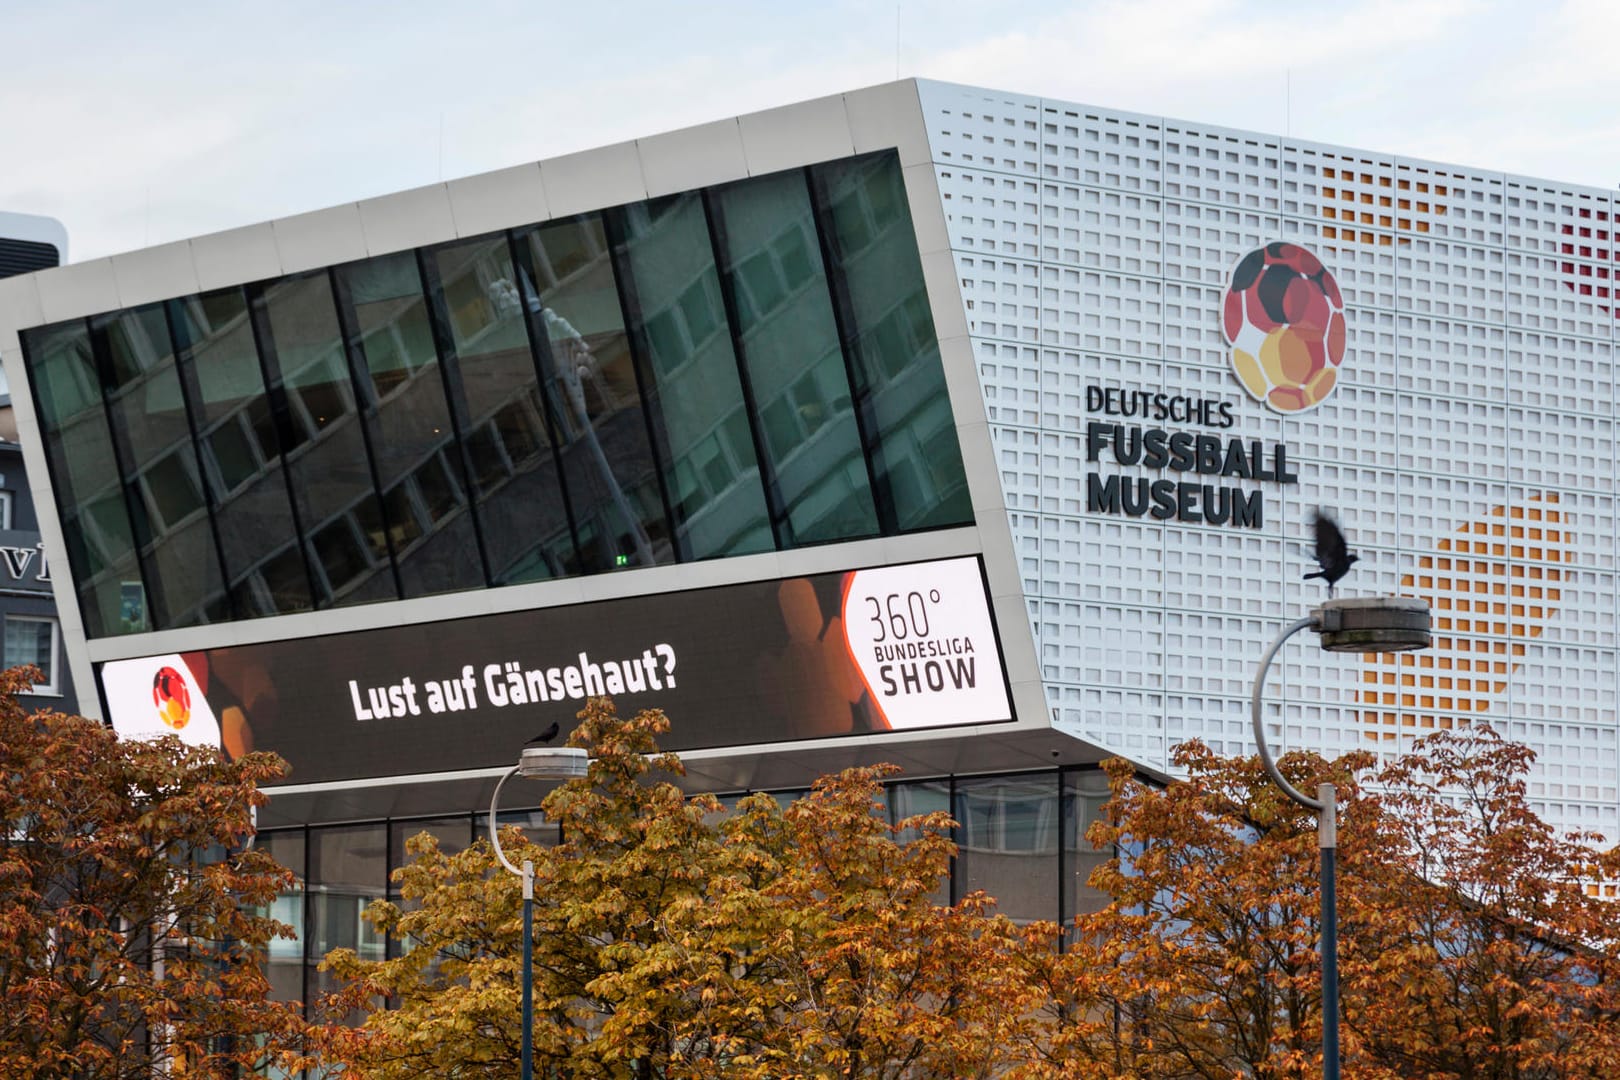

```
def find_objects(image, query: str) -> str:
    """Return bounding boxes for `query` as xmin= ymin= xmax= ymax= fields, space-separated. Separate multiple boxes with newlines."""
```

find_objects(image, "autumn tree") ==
xmin=316 ymin=695 xmax=1620 ymax=1080
xmin=1008 ymin=741 xmax=1352 ymax=1080
xmin=713 ymin=766 xmax=1047 ymax=1080
xmin=321 ymin=698 xmax=734 ymax=1078
xmin=1017 ymin=726 xmax=1620 ymax=1080
xmin=0 ymin=667 xmax=311 ymax=1079
xmin=1343 ymin=726 xmax=1620 ymax=1078
xmin=318 ymin=697 xmax=1045 ymax=1079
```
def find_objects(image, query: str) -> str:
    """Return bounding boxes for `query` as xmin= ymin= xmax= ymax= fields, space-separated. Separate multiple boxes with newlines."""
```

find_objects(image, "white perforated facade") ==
xmin=917 ymin=80 xmax=1619 ymax=847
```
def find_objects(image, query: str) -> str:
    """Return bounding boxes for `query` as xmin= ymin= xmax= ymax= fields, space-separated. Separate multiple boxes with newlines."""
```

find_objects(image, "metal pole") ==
xmin=522 ymin=859 xmax=534 ymax=1080
xmin=1250 ymin=615 xmax=1337 ymax=1077
xmin=488 ymin=766 xmax=522 ymax=875
xmin=1250 ymin=616 xmax=1323 ymax=812
xmin=489 ymin=767 xmax=534 ymax=1080
xmin=1318 ymin=783 xmax=1339 ymax=1080
xmin=1252 ymin=599 xmax=1428 ymax=1079
xmin=488 ymin=749 xmax=589 ymax=1080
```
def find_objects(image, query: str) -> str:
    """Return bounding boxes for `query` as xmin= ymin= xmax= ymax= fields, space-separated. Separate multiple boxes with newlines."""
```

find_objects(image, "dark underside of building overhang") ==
xmin=257 ymin=724 xmax=1146 ymax=829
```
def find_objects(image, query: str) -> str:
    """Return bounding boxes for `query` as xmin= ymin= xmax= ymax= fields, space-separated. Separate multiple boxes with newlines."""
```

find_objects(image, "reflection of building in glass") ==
xmin=19 ymin=152 xmax=968 ymax=639
xmin=7 ymin=78 xmax=1620 ymax=1016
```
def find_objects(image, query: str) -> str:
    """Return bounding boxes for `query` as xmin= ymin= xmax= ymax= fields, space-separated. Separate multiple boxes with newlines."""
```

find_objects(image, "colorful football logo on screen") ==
xmin=153 ymin=666 xmax=191 ymax=731
xmin=1221 ymin=242 xmax=1346 ymax=412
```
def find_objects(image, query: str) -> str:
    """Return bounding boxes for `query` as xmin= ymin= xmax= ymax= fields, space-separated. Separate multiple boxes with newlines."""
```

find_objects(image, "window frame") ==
xmin=4 ymin=614 xmax=60 ymax=695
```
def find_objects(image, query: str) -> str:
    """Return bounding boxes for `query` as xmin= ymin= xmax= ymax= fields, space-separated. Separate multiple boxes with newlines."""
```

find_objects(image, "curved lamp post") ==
xmin=1251 ymin=596 xmax=1430 ymax=1080
xmin=488 ymin=745 xmax=591 ymax=1080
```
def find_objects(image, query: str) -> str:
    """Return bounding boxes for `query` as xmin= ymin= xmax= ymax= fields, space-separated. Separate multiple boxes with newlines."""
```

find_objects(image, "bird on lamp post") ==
xmin=1304 ymin=509 xmax=1359 ymax=597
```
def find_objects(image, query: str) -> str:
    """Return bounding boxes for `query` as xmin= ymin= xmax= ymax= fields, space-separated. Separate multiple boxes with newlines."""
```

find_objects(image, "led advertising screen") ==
xmin=97 ymin=556 xmax=1012 ymax=785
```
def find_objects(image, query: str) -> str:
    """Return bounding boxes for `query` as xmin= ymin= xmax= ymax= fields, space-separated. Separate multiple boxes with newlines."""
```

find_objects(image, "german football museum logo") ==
xmin=1221 ymin=242 xmax=1346 ymax=412
xmin=153 ymin=665 xmax=192 ymax=732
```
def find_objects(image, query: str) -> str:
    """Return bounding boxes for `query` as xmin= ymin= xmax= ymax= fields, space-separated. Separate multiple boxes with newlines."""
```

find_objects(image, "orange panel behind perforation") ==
xmin=1360 ymin=495 xmax=1566 ymax=738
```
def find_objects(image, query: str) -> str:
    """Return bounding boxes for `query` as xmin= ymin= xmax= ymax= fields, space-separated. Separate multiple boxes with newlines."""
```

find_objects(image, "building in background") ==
xmin=0 ymin=80 xmax=1615 ymax=1008
xmin=0 ymin=211 xmax=72 ymax=714
xmin=0 ymin=211 xmax=66 ymax=285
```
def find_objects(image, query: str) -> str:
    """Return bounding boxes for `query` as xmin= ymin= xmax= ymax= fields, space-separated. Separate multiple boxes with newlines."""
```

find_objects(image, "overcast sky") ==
xmin=6 ymin=0 xmax=1616 ymax=262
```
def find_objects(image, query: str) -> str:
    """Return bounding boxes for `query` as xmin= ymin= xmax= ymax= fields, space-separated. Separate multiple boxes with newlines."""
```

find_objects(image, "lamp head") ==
xmin=516 ymin=745 xmax=591 ymax=780
xmin=1313 ymin=596 xmax=1431 ymax=653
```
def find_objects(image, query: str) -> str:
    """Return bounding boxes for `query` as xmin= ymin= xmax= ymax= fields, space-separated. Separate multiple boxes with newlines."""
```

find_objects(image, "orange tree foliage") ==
xmin=318 ymin=697 xmax=1046 ymax=1079
xmin=1343 ymin=729 xmax=1620 ymax=1078
xmin=0 ymin=667 xmax=311 ymax=1080
xmin=1016 ymin=725 xmax=1620 ymax=1080
xmin=316 ymin=697 xmax=1620 ymax=1080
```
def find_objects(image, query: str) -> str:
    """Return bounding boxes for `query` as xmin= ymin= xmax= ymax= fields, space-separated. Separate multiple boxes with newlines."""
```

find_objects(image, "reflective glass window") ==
xmin=428 ymin=235 xmax=578 ymax=583
xmin=887 ymin=779 xmax=952 ymax=906
xmin=953 ymin=774 xmax=1059 ymax=923
xmin=512 ymin=219 xmax=673 ymax=572
xmin=610 ymin=197 xmax=774 ymax=560
xmin=709 ymin=172 xmax=878 ymax=546
xmin=22 ymin=149 xmax=972 ymax=637
xmin=388 ymin=815 xmax=473 ymax=935
xmin=258 ymin=273 xmax=396 ymax=607
xmin=3 ymin=616 xmax=58 ymax=693
xmin=94 ymin=305 xmax=228 ymax=628
xmin=336 ymin=253 xmax=484 ymax=597
xmin=169 ymin=289 xmax=311 ymax=618
xmin=255 ymin=829 xmax=307 ymax=1006
xmin=307 ymin=824 xmax=388 ymax=1000
xmin=812 ymin=152 xmax=970 ymax=531
xmin=495 ymin=807 xmax=563 ymax=849
xmin=21 ymin=320 xmax=148 ymax=637
xmin=389 ymin=816 xmax=471 ymax=883
xmin=1063 ymin=769 xmax=1113 ymax=924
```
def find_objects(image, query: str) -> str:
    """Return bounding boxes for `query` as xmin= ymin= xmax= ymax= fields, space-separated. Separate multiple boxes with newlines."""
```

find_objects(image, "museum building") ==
xmin=2 ymin=79 xmax=1618 ymax=1008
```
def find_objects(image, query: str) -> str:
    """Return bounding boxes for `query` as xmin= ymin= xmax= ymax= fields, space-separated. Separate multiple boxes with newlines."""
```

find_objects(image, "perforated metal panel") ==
xmin=920 ymin=80 xmax=1620 ymax=844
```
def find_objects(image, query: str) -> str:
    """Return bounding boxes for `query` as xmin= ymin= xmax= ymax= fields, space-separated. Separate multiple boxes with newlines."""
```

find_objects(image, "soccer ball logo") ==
xmin=153 ymin=666 xmax=191 ymax=732
xmin=1221 ymin=242 xmax=1346 ymax=412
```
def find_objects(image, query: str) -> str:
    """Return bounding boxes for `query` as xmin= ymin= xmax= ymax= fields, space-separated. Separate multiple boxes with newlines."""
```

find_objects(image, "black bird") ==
xmin=525 ymin=721 xmax=561 ymax=746
xmin=1304 ymin=509 xmax=1359 ymax=596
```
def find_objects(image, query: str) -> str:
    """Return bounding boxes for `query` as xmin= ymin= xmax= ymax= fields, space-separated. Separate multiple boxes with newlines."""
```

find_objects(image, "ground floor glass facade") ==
xmin=257 ymin=767 xmax=1114 ymax=1019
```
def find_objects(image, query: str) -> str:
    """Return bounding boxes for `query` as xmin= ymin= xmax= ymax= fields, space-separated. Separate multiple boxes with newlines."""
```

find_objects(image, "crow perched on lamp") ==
xmin=525 ymin=721 xmax=561 ymax=746
xmin=1304 ymin=509 xmax=1359 ymax=596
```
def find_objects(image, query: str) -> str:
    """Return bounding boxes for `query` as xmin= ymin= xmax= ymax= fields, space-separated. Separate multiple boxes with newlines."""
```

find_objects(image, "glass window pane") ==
xmin=258 ymin=272 xmax=396 ymax=607
xmin=812 ymin=152 xmax=971 ymax=531
xmin=710 ymin=171 xmax=878 ymax=546
xmin=887 ymin=779 xmax=952 ymax=906
xmin=95 ymin=305 xmax=229 ymax=629
xmin=494 ymin=807 xmax=562 ymax=849
xmin=170 ymin=289 xmax=312 ymax=618
xmin=430 ymin=235 xmax=579 ymax=583
xmin=337 ymin=253 xmax=484 ymax=598
xmin=3 ymin=617 xmax=55 ymax=691
xmin=20 ymin=320 xmax=148 ymax=637
xmin=307 ymin=824 xmax=388 ymax=998
xmin=389 ymin=816 xmax=471 ymax=879
xmin=515 ymin=217 xmax=673 ymax=572
xmin=954 ymin=774 xmax=1059 ymax=924
xmin=255 ymin=829 xmax=307 ymax=1006
xmin=386 ymin=816 xmax=473 ymax=965
xmin=1064 ymin=769 xmax=1113 ymax=924
xmin=612 ymin=196 xmax=774 ymax=560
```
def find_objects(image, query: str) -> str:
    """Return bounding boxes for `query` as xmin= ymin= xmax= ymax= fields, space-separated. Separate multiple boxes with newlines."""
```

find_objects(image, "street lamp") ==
xmin=1250 ymin=596 xmax=1430 ymax=1080
xmin=488 ymin=744 xmax=591 ymax=1080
